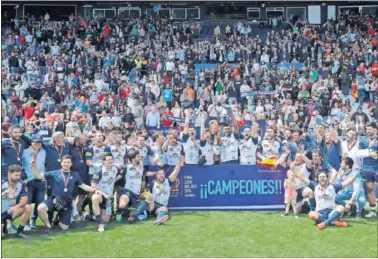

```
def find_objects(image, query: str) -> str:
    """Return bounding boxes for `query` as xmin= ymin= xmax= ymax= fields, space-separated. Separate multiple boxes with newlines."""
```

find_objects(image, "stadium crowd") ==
xmin=1 ymin=9 xmax=378 ymax=237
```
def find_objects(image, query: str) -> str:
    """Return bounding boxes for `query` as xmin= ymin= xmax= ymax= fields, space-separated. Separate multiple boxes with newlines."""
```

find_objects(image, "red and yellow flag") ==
xmin=257 ymin=157 xmax=277 ymax=168
xmin=351 ymin=80 xmax=358 ymax=100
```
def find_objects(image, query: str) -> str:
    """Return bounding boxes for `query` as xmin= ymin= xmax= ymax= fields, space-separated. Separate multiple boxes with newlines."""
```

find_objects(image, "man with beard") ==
xmin=91 ymin=153 xmax=117 ymax=232
xmin=295 ymin=170 xmax=355 ymax=230
xmin=1 ymin=165 xmax=32 ymax=238
xmin=256 ymin=126 xmax=282 ymax=162
xmin=221 ymin=112 xmax=240 ymax=164
xmin=134 ymin=134 xmax=159 ymax=166
xmin=238 ymin=125 xmax=259 ymax=165
xmin=357 ymin=122 xmax=378 ymax=218
xmin=2 ymin=126 xmax=27 ymax=233
xmin=2 ymin=126 xmax=25 ymax=180
xmin=278 ymin=149 xmax=313 ymax=213
xmin=318 ymin=127 xmax=341 ymax=171
xmin=129 ymin=156 xmax=184 ymax=225
xmin=182 ymin=109 xmax=200 ymax=165
xmin=162 ymin=132 xmax=184 ymax=166
xmin=84 ymin=131 xmax=108 ymax=216
xmin=118 ymin=149 xmax=147 ymax=217
xmin=200 ymin=119 xmax=221 ymax=165
xmin=341 ymin=130 xmax=362 ymax=171
xmin=107 ymin=131 xmax=127 ymax=167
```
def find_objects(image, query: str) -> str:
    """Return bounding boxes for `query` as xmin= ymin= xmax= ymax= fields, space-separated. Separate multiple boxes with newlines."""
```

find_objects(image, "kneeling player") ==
xmin=130 ymin=156 xmax=184 ymax=225
xmin=91 ymin=153 xmax=118 ymax=232
xmin=118 ymin=149 xmax=146 ymax=216
xmin=1 ymin=165 xmax=32 ymax=238
xmin=296 ymin=170 xmax=355 ymax=230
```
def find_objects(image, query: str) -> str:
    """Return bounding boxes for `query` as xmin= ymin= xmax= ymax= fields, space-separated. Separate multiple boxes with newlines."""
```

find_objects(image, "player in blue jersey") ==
xmin=357 ymin=122 xmax=378 ymax=218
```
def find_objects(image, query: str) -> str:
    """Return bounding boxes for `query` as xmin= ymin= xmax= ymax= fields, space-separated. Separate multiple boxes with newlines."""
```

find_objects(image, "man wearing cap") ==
xmin=22 ymin=135 xmax=46 ymax=229
xmin=357 ymin=122 xmax=378 ymax=218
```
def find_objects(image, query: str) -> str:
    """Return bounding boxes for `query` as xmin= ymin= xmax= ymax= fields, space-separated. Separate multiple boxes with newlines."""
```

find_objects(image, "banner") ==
xmin=148 ymin=165 xmax=286 ymax=210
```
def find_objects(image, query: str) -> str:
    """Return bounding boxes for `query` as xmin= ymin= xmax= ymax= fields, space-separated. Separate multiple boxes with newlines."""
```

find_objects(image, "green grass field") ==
xmin=2 ymin=211 xmax=377 ymax=258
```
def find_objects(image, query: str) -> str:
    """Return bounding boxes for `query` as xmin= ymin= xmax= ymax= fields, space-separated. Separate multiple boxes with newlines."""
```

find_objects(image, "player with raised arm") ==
xmin=129 ymin=156 xmax=185 ymax=225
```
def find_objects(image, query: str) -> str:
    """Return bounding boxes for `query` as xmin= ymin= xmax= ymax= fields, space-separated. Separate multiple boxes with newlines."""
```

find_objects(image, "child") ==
xmin=282 ymin=170 xmax=298 ymax=218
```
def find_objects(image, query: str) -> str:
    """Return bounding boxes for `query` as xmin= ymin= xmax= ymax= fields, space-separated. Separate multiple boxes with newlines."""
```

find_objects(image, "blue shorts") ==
xmin=317 ymin=208 xmax=333 ymax=222
xmin=152 ymin=202 xmax=165 ymax=215
xmin=1 ymin=212 xmax=13 ymax=224
xmin=120 ymin=189 xmax=139 ymax=208
xmin=42 ymin=198 xmax=72 ymax=226
xmin=361 ymin=172 xmax=377 ymax=183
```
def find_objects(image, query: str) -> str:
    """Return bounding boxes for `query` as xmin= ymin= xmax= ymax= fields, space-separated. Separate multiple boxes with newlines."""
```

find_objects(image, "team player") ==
xmin=84 ymin=131 xmax=107 ymax=215
xmin=256 ymin=126 xmax=282 ymax=162
xmin=107 ymin=131 xmax=127 ymax=167
xmin=341 ymin=130 xmax=361 ymax=170
xmin=91 ymin=153 xmax=118 ymax=232
xmin=134 ymin=134 xmax=159 ymax=166
xmin=295 ymin=169 xmax=356 ymax=230
xmin=118 ymin=149 xmax=147 ymax=216
xmin=130 ymin=156 xmax=184 ymax=225
xmin=278 ymin=148 xmax=313 ymax=213
xmin=31 ymin=155 xmax=97 ymax=233
xmin=182 ymin=109 xmax=200 ymax=165
xmin=162 ymin=133 xmax=184 ymax=166
xmin=345 ymin=173 xmax=366 ymax=218
xmin=200 ymin=119 xmax=221 ymax=165
xmin=1 ymin=165 xmax=32 ymax=238
xmin=221 ymin=119 xmax=240 ymax=164
xmin=332 ymin=157 xmax=358 ymax=208
xmin=239 ymin=124 xmax=260 ymax=165
xmin=357 ymin=122 xmax=378 ymax=218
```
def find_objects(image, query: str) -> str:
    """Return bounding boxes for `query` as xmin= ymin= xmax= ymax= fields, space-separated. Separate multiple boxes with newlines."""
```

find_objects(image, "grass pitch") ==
xmin=2 ymin=211 xmax=377 ymax=258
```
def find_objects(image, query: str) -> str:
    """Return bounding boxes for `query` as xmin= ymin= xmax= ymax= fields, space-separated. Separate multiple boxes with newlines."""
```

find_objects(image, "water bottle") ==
xmin=106 ymin=200 xmax=112 ymax=216
xmin=116 ymin=214 xmax=122 ymax=223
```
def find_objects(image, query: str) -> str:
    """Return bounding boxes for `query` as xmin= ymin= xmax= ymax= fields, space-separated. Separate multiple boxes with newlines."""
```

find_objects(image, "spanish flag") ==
xmin=257 ymin=157 xmax=277 ymax=168
xmin=351 ymin=80 xmax=358 ymax=100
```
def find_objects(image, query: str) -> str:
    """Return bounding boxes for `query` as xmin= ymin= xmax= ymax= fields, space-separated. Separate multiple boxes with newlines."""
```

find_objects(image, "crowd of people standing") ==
xmin=1 ymin=9 xmax=378 ymax=237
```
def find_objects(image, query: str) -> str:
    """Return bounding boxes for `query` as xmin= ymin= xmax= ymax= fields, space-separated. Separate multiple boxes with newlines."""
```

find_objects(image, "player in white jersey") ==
xmin=118 ymin=149 xmax=146 ymax=214
xmin=85 ymin=132 xmax=108 ymax=177
xmin=295 ymin=170 xmax=355 ymax=230
xmin=108 ymin=131 xmax=127 ymax=167
xmin=221 ymin=123 xmax=240 ymax=164
xmin=238 ymin=124 xmax=260 ymax=165
xmin=200 ymin=119 xmax=221 ymax=165
xmin=182 ymin=109 xmax=200 ymax=165
xmin=129 ymin=156 xmax=184 ymax=225
xmin=91 ymin=153 xmax=118 ymax=232
xmin=257 ymin=126 xmax=282 ymax=162
xmin=84 ymin=131 xmax=108 ymax=216
xmin=162 ymin=133 xmax=184 ymax=166
xmin=341 ymin=130 xmax=362 ymax=170
xmin=134 ymin=134 xmax=159 ymax=166
xmin=149 ymin=132 xmax=166 ymax=165
xmin=277 ymin=149 xmax=313 ymax=213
